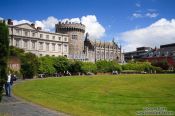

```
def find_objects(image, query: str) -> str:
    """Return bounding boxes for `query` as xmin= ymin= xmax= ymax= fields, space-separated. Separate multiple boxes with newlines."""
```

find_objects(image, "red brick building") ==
xmin=143 ymin=43 xmax=175 ymax=69
xmin=8 ymin=56 xmax=21 ymax=72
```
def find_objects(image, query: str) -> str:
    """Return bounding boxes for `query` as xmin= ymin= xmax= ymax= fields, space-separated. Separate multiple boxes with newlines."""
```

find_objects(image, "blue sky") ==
xmin=1 ymin=0 xmax=175 ymax=51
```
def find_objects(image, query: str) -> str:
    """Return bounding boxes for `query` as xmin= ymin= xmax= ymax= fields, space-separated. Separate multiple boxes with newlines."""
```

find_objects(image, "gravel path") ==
xmin=0 ymin=79 xmax=68 ymax=116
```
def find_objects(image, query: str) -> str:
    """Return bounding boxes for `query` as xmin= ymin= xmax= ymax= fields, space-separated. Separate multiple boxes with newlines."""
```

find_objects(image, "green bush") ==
xmin=96 ymin=60 xmax=122 ymax=73
xmin=122 ymin=62 xmax=157 ymax=73
xmin=81 ymin=62 xmax=97 ymax=74
xmin=68 ymin=60 xmax=83 ymax=74
xmin=54 ymin=56 xmax=70 ymax=73
xmin=38 ymin=56 xmax=56 ymax=75
xmin=20 ymin=53 xmax=39 ymax=79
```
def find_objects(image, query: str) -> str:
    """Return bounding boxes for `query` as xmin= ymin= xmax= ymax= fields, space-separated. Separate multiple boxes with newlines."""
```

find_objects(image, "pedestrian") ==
xmin=5 ymin=73 xmax=12 ymax=97
xmin=5 ymin=73 xmax=16 ymax=97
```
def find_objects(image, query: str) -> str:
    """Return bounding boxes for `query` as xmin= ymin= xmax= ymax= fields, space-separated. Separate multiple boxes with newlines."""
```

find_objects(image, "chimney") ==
xmin=8 ymin=19 xmax=13 ymax=25
xmin=37 ymin=27 xmax=42 ymax=30
xmin=31 ymin=23 xmax=35 ymax=28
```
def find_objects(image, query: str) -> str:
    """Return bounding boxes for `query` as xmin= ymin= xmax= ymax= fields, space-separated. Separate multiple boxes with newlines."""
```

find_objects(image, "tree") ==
xmin=151 ymin=61 xmax=170 ymax=70
xmin=68 ymin=60 xmax=83 ymax=74
xmin=54 ymin=56 xmax=69 ymax=73
xmin=96 ymin=60 xmax=122 ymax=73
xmin=38 ymin=56 xmax=56 ymax=75
xmin=81 ymin=62 xmax=97 ymax=74
xmin=0 ymin=21 xmax=9 ymax=101
xmin=20 ymin=53 xmax=38 ymax=79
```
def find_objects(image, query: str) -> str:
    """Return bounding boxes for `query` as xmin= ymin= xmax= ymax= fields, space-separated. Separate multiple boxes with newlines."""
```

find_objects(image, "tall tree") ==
xmin=0 ymin=21 xmax=9 ymax=101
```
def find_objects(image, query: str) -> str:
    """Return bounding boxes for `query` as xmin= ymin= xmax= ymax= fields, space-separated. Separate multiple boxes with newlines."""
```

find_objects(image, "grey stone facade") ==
xmin=84 ymin=33 xmax=124 ymax=63
xmin=55 ymin=21 xmax=85 ymax=58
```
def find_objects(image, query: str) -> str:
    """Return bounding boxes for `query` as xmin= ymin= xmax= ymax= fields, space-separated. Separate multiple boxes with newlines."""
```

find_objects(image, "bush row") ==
xmin=9 ymin=46 xmax=173 ymax=79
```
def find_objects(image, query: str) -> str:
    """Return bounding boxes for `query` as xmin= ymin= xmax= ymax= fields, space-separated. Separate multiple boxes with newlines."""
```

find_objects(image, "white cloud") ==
xmin=13 ymin=20 xmax=32 ymax=25
xmin=10 ymin=15 xmax=105 ymax=40
xmin=120 ymin=18 xmax=175 ymax=52
xmin=81 ymin=15 xmax=105 ymax=39
xmin=35 ymin=16 xmax=58 ymax=32
xmin=132 ymin=13 xmax=143 ymax=18
xmin=132 ymin=12 xmax=158 ymax=19
xmin=147 ymin=9 xmax=157 ymax=12
xmin=0 ymin=17 xmax=3 ymax=20
xmin=60 ymin=15 xmax=105 ymax=40
xmin=136 ymin=3 xmax=141 ymax=7
xmin=146 ymin=12 xmax=159 ymax=18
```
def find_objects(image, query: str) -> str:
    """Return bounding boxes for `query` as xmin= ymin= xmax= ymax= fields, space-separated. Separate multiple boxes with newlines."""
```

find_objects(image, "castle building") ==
xmin=55 ymin=21 xmax=124 ymax=63
xmin=8 ymin=19 xmax=69 ymax=57
xmin=5 ymin=19 xmax=124 ymax=63
xmin=84 ymin=33 xmax=123 ymax=62
xmin=55 ymin=21 xmax=85 ymax=59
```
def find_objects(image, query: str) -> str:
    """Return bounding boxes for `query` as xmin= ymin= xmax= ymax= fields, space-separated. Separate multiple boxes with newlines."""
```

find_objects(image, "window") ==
xmin=52 ymin=43 xmax=55 ymax=51
xmin=72 ymin=35 xmax=77 ymax=40
xmin=46 ymin=35 xmax=49 ymax=39
xmin=15 ymin=39 xmax=20 ymax=47
xmin=16 ymin=29 xmax=20 ymax=35
xmin=23 ymin=40 xmax=28 ymax=49
xmin=40 ymin=34 xmax=43 ymax=38
xmin=32 ymin=33 xmax=35 ymax=37
xmin=58 ymin=37 xmax=61 ymax=41
xmin=52 ymin=36 xmax=55 ymax=40
xmin=46 ymin=43 xmax=49 ymax=51
xmin=24 ymin=31 xmax=28 ymax=36
xmin=31 ymin=41 xmax=35 ymax=50
xmin=58 ymin=44 xmax=61 ymax=52
xmin=64 ymin=37 xmax=67 ymax=41
xmin=64 ymin=45 xmax=68 ymax=52
xmin=39 ymin=42 xmax=43 ymax=50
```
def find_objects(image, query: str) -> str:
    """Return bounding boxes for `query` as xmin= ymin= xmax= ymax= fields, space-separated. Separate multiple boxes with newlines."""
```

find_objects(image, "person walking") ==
xmin=5 ymin=73 xmax=12 ymax=97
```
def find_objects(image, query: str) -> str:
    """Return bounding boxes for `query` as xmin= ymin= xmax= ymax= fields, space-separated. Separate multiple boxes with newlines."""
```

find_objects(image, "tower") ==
xmin=55 ymin=21 xmax=85 ymax=57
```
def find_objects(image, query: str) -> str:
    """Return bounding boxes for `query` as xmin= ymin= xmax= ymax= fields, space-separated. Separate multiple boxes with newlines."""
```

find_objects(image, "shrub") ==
xmin=20 ymin=53 xmax=39 ymax=79
xmin=82 ymin=62 xmax=97 ymax=74
xmin=38 ymin=56 xmax=56 ymax=75
xmin=96 ymin=60 xmax=122 ymax=73
xmin=68 ymin=60 xmax=83 ymax=74
xmin=54 ymin=56 xmax=70 ymax=73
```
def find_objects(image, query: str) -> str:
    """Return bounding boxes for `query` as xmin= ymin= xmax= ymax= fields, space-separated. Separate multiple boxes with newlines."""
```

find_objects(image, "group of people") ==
xmin=5 ymin=73 xmax=17 ymax=97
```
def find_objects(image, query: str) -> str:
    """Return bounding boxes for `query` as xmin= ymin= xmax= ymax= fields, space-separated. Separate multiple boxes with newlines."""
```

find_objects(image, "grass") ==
xmin=13 ymin=74 xmax=175 ymax=116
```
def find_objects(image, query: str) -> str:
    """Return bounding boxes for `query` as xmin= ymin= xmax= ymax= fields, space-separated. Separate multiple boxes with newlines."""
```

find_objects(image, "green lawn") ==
xmin=13 ymin=74 xmax=175 ymax=116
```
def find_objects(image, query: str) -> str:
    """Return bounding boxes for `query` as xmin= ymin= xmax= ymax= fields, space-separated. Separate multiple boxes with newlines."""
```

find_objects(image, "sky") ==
xmin=0 ymin=0 xmax=175 ymax=52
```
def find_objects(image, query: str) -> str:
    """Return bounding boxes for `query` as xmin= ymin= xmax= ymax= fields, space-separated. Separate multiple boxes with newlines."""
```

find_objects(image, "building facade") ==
xmin=124 ymin=47 xmax=152 ymax=62
xmin=8 ymin=20 xmax=69 ymax=57
xmin=143 ymin=43 xmax=175 ymax=68
xmin=55 ymin=21 xmax=85 ymax=59
xmin=6 ymin=19 xmax=124 ymax=63
xmin=84 ymin=33 xmax=124 ymax=63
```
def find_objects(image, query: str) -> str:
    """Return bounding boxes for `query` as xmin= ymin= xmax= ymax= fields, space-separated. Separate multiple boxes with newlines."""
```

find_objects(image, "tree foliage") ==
xmin=81 ymin=62 xmax=97 ymax=74
xmin=54 ymin=56 xmax=70 ymax=73
xmin=122 ymin=61 xmax=162 ymax=73
xmin=0 ymin=21 xmax=9 ymax=101
xmin=20 ymin=52 xmax=39 ymax=79
xmin=68 ymin=60 xmax=83 ymax=74
xmin=38 ymin=56 xmax=56 ymax=75
xmin=96 ymin=60 xmax=122 ymax=73
xmin=151 ymin=61 xmax=170 ymax=70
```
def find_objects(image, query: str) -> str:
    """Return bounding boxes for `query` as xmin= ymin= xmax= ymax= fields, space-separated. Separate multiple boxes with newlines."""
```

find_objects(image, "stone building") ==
xmin=84 ymin=33 xmax=123 ymax=62
xmin=5 ymin=19 xmax=124 ymax=63
xmin=8 ymin=19 xmax=69 ymax=57
xmin=55 ymin=21 xmax=85 ymax=59
xmin=55 ymin=21 xmax=124 ymax=63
